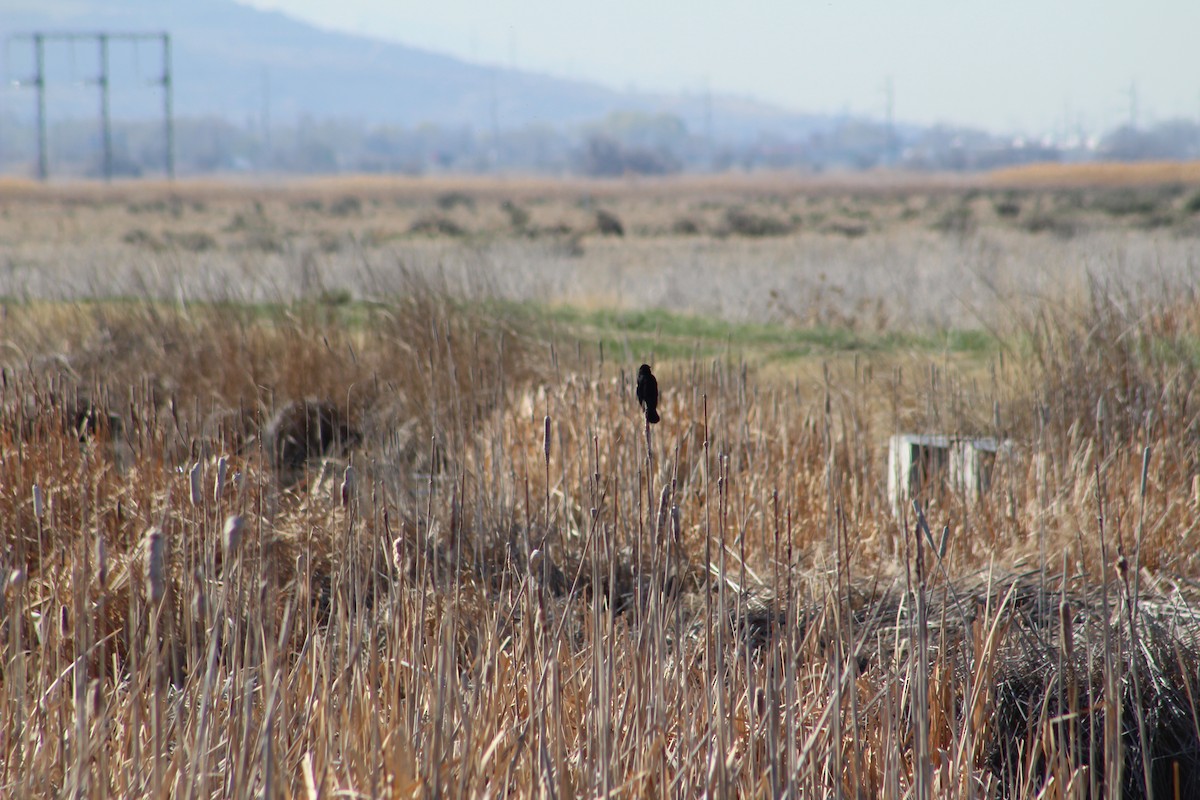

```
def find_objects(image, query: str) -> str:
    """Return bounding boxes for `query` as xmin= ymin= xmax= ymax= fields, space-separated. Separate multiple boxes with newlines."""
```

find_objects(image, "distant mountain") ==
xmin=1 ymin=0 xmax=832 ymax=142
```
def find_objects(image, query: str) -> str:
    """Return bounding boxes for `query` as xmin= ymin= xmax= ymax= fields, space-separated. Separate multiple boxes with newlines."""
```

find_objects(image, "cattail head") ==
xmin=189 ymin=462 xmax=203 ymax=507
xmin=7 ymin=566 xmax=26 ymax=592
xmin=32 ymin=484 xmax=44 ymax=520
xmin=191 ymin=567 xmax=207 ymax=620
xmin=543 ymin=416 xmax=552 ymax=461
xmin=391 ymin=536 xmax=405 ymax=574
xmin=529 ymin=548 xmax=543 ymax=577
xmin=1058 ymin=598 xmax=1075 ymax=661
xmin=222 ymin=515 xmax=244 ymax=560
xmin=214 ymin=456 xmax=228 ymax=502
xmin=143 ymin=527 xmax=167 ymax=603
xmin=340 ymin=465 xmax=355 ymax=508
xmin=95 ymin=535 xmax=108 ymax=588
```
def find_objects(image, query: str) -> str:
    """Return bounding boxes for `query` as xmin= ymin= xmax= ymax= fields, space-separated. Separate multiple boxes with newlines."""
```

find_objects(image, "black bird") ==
xmin=636 ymin=364 xmax=661 ymax=424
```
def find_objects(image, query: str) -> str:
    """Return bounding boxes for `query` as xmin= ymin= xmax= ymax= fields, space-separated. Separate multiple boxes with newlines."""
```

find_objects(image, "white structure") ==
xmin=887 ymin=434 xmax=950 ymax=518
xmin=888 ymin=434 xmax=1012 ymax=517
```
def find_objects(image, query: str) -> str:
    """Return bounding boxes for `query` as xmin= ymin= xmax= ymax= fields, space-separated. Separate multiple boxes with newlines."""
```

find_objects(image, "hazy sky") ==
xmin=245 ymin=0 xmax=1197 ymax=135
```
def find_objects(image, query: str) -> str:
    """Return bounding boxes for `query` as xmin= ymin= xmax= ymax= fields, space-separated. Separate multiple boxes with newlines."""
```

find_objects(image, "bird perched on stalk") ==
xmin=636 ymin=364 xmax=661 ymax=424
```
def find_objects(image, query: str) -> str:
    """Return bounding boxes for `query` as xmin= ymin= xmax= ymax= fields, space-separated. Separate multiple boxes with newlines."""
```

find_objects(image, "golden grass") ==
xmin=989 ymin=160 xmax=1200 ymax=188
xmin=0 ymin=169 xmax=971 ymax=206
xmin=4 ymin=160 xmax=1192 ymax=209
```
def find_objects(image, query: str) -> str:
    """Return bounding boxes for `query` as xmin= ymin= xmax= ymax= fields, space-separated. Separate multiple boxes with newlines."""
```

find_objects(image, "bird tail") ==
xmin=647 ymin=409 xmax=660 ymax=424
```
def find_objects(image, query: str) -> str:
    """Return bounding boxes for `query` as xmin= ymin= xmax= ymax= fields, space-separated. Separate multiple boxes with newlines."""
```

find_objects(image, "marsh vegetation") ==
xmin=2 ymin=169 xmax=1200 ymax=797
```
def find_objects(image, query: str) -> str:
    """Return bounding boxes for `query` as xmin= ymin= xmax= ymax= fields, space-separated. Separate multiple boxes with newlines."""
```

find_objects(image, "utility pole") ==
xmin=489 ymin=68 xmax=500 ymax=170
xmin=33 ymin=33 xmax=47 ymax=181
xmin=97 ymin=33 xmax=112 ymax=181
xmin=261 ymin=66 xmax=271 ymax=171
xmin=703 ymin=77 xmax=713 ymax=171
xmin=162 ymin=33 xmax=174 ymax=179
xmin=884 ymin=76 xmax=896 ymax=164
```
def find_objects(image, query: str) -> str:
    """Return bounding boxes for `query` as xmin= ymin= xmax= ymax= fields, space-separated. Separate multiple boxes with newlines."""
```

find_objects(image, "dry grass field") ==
xmin=2 ymin=169 xmax=1200 ymax=798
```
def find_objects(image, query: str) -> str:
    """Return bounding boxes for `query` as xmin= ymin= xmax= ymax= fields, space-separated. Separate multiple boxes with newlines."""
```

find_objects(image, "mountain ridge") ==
xmin=1 ymin=0 xmax=832 ymax=141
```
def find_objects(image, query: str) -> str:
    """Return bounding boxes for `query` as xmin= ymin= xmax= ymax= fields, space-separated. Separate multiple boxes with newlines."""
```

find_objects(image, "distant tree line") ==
xmin=0 ymin=108 xmax=1196 ymax=179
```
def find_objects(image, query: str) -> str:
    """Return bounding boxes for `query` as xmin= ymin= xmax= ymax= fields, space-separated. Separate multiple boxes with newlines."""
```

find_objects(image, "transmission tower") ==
xmin=9 ymin=31 xmax=173 ymax=180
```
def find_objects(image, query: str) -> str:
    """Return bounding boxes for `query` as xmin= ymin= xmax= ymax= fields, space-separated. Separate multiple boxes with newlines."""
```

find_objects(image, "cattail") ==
xmin=7 ymin=566 xmax=26 ymax=591
xmin=655 ymin=484 xmax=671 ymax=536
xmin=191 ymin=567 xmax=206 ymax=620
xmin=671 ymin=505 xmax=681 ymax=543
xmin=95 ymin=535 xmax=108 ymax=588
xmin=391 ymin=536 xmax=405 ymax=574
xmin=1058 ymin=598 xmax=1075 ymax=662
xmin=543 ymin=416 xmax=551 ymax=461
xmin=340 ymin=465 xmax=355 ymax=508
xmin=32 ymin=484 xmax=44 ymax=520
xmin=143 ymin=527 xmax=167 ymax=603
xmin=189 ymin=462 xmax=203 ymax=507
xmin=529 ymin=549 xmax=543 ymax=577
xmin=214 ymin=456 xmax=228 ymax=502
xmin=222 ymin=515 xmax=244 ymax=560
